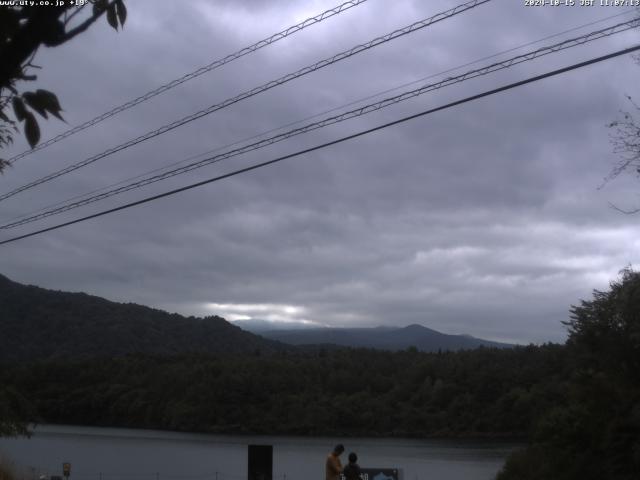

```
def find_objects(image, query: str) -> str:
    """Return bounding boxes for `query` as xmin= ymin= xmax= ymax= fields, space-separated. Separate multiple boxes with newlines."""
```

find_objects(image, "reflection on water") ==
xmin=0 ymin=425 xmax=517 ymax=480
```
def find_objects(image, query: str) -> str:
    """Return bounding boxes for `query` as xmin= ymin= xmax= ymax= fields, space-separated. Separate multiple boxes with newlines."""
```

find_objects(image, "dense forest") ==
xmin=1 ymin=270 xmax=639 ymax=479
xmin=497 ymin=268 xmax=640 ymax=480
xmin=0 ymin=345 xmax=565 ymax=437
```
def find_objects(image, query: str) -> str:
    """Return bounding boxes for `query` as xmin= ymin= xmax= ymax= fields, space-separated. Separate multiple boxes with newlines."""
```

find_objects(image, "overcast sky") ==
xmin=1 ymin=0 xmax=640 ymax=344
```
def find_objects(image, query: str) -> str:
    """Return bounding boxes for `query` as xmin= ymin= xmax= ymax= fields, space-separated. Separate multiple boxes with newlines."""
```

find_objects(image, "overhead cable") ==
xmin=0 ymin=0 xmax=491 ymax=203
xmin=2 ymin=18 xmax=637 ymax=230
xmin=8 ymin=7 xmax=633 ymax=227
xmin=6 ymin=0 xmax=371 ymax=164
xmin=1 ymin=43 xmax=638 ymax=247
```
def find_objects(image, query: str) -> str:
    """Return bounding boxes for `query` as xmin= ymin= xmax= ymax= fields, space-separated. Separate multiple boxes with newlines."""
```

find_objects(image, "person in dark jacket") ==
xmin=342 ymin=452 xmax=361 ymax=480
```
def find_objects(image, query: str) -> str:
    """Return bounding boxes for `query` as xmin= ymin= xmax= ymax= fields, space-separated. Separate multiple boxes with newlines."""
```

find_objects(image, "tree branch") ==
xmin=47 ymin=0 xmax=117 ymax=46
xmin=64 ymin=3 xmax=87 ymax=27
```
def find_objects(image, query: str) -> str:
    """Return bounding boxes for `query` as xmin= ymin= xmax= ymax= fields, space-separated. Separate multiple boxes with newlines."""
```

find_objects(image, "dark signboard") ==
xmin=340 ymin=468 xmax=400 ymax=480
xmin=248 ymin=444 xmax=272 ymax=480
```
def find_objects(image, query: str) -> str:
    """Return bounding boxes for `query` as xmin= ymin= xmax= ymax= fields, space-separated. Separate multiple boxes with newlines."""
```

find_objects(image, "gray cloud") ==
xmin=1 ymin=0 xmax=640 ymax=345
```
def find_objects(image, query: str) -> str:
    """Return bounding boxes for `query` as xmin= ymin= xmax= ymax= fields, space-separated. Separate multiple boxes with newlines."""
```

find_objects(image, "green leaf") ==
xmin=106 ymin=3 xmax=118 ymax=30
xmin=23 ymin=92 xmax=48 ymax=119
xmin=12 ymin=97 xmax=27 ymax=122
xmin=115 ymin=0 xmax=127 ymax=27
xmin=24 ymin=112 xmax=40 ymax=148
xmin=35 ymin=89 xmax=64 ymax=121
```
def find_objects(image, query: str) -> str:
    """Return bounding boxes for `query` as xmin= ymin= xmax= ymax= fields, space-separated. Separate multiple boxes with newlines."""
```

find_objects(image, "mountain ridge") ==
xmin=241 ymin=323 xmax=514 ymax=352
xmin=1 ymin=273 xmax=513 ymax=360
xmin=0 ymin=274 xmax=284 ymax=361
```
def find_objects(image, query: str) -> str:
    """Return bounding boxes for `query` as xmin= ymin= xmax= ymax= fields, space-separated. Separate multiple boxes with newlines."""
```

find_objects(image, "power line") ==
xmin=2 ymin=18 xmax=636 ymax=230
xmin=6 ymin=8 xmax=633 ymax=227
xmin=1 ymin=43 xmax=638 ymax=247
xmin=6 ymin=0 xmax=371 ymax=164
xmin=4 ymin=18 xmax=636 ymax=228
xmin=0 ymin=0 xmax=491 ymax=203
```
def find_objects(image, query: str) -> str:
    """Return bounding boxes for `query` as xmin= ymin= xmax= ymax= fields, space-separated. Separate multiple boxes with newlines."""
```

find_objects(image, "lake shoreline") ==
xmin=26 ymin=422 xmax=527 ymax=443
xmin=2 ymin=424 xmax=518 ymax=480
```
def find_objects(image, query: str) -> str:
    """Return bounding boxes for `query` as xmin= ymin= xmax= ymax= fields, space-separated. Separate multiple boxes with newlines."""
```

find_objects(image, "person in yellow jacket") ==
xmin=325 ymin=444 xmax=345 ymax=480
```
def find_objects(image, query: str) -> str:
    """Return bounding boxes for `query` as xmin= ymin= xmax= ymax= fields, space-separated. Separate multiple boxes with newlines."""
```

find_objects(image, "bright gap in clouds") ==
xmin=204 ymin=302 xmax=324 ymax=326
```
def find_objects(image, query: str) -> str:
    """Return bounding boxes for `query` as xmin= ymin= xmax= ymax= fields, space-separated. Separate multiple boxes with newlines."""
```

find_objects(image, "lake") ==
xmin=0 ymin=425 xmax=517 ymax=480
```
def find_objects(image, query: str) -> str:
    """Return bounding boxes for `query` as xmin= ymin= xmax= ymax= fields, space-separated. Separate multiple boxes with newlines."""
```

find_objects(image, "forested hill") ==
xmin=252 ymin=324 xmax=513 ymax=351
xmin=0 ymin=273 xmax=511 ymax=361
xmin=2 ymin=270 xmax=639 ymax=479
xmin=0 ymin=274 xmax=283 ymax=361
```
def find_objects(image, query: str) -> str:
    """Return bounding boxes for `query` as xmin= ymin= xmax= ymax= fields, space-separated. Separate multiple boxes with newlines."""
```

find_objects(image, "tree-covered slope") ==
xmin=0 ymin=274 xmax=283 ymax=361
xmin=497 ymin=268 xmax=640 ymax=480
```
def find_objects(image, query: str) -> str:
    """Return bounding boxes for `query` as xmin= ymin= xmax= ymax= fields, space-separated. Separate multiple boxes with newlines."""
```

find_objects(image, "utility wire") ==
xmin=6 ymin=0 xmax=371 ymax=164
xmin=2 ymin=18 xmax=637 ymax=230
xmin=0 ymin=0 xmax=491 ymax=203
xmin=6 ymin=8 xmax=633 ymax=227
xmin=1 ymin=43 xmax=638 ymax=247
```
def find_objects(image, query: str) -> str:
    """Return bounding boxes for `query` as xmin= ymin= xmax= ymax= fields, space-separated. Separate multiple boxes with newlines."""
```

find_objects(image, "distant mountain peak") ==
xmin=404 ymin=323 xmax=429 ymax=330
xmin=402 ymin=324 xmax=440 ymax=334
xmin=255 ymin=324 xmax=514 ymax=352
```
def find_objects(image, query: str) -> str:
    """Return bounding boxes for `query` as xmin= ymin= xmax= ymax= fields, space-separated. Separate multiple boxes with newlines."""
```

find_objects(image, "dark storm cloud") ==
xmin=1 ymin=0 xmax=640 ymax=344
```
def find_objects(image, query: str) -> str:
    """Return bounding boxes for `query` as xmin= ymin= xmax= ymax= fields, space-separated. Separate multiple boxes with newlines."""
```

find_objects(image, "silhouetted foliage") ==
xmin=498 ymin=268 xmax=640 ymax=480
xmin=0 ymin=387 xmax=33 ymax=437
xmin=0 ymin=1 xmax=126 ymax=171
xmin=605 ymin=50 xmax=640 ymax=213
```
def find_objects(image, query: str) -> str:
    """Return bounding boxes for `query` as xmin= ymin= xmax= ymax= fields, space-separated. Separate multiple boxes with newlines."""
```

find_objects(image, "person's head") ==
xmin=333 ymin=444 xmax=345 ymax=456
xmin=348 ymin=452 xmax=357 ymax=464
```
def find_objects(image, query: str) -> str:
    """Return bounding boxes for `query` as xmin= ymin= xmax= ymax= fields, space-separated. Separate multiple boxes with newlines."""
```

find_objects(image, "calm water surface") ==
xmin=0 ymin=425 xmax=517 ymax=480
